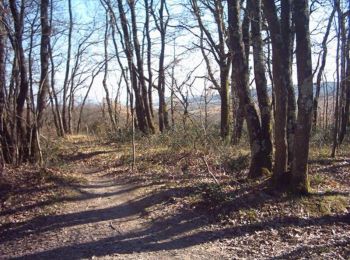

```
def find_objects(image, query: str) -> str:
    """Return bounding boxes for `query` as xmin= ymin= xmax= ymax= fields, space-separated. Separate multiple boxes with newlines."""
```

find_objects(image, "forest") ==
xmin=0 ymin=0 xmax=349 ymax=259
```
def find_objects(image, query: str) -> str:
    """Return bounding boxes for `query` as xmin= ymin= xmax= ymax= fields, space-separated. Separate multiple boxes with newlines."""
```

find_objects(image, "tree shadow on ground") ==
xmin=270 ymin=239 xmax=350 ymax=259
xmin=0 ymin=183 xmax=141 ymax=218
xmin=2 ymin=182 xmax=349 ymax=259
xmin=11 ymin=209 xmax=350 ymax=259
xmin=59 ymin=150 xmax=116 ymax=163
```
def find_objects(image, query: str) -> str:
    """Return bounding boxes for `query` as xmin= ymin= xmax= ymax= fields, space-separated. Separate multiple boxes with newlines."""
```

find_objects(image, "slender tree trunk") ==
xmin=152 ymin=0 xmax=169 ymax=132
xmin=281 ymin=0 xmax=296 ymax=166
xmin=10 ymin=0 xmax=30 ymax=163
xmin=251 ymin=0 xmax=273 ymax=172
xmin=116 ymin=0 xmax=148 ymax=134
xmin=129 ymin=0 xmax=155 ymax=134
xmin=313 ymin=8 xmax=335 ymax=128
xmin=338 ymin=2 xmax=350 ymax=144
xmin=31 ymin=0 xmax=51 ymax=162
xmin=62 ymin=0 xmax=73 ymax=134
xmin=144 ymin=0 xmax=154 ymax=118
xmin=291 ymin=0 xmax=313 ymax=194
xmin=331 ymin=1 xmax=342 ymax=157
xmin=102 ymin=9 xmax=117 ymax=132
xmin=263 ymin=0 xmax=289 ymax=181
xmin=0 ymin=1 xmax=13 ymax=163
xmin=228 ymin=0 xmax=271 ymax=178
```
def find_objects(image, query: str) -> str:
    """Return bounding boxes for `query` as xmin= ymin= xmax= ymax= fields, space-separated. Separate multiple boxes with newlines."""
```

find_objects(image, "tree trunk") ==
xmin=263 ymin=0 xmax=290 ymax=182
xmin=116 ymin=0 xmax=148 ymax=134
xmin=281 ymin=0 xmax=296 ymax=166
xmin=62 ymin=0 xmax=73 ymax=134
xmin=31 ymin=0 xmax=51 ymax=162
xmin=129 ymin=0 xmax=155 ymax=134
xmin=251 ymin=0 xmax=273 ymax=172
xmin=313 ymin=8 xmax=335 ymax=129
xmin=291 ymin=0 xmax=313 ymax=195
xmin=338 ymin=1 xmax=350 ymax=144
xmin=228 ymin=0 xmax=271 ymax=178
xmin=152 ymin=0 xmax=169 ymax=132
xmin=0 ymin=1 xmax=14 ymax=163
xmin=144 ymin=0 xmax=154 ymax=118
xmin=10 ymin=0 xmax=30 ymax=163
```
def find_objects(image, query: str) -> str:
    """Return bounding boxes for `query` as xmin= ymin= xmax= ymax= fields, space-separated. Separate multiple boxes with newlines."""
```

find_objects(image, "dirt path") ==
xmin=0 ymin=164 xmax=229 ymax=259
xmin=1 ymin=139 xmax=349 ymax=259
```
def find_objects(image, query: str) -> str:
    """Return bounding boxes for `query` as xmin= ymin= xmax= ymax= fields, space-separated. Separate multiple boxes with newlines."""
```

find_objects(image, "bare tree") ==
xmin=190 ymin=0 xmax=231 ymax=139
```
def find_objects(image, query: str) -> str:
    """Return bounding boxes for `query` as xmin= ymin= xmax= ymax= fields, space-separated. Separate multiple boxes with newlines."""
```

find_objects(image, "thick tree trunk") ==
xmin=231 ymin=70 xmax=244 ymax=144
xmin=291 ymin=0 xmax=313 ymax=195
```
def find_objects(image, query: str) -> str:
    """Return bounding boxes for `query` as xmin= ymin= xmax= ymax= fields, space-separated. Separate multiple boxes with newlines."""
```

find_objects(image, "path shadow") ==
xmin=0 ymin=182 xmax=149 ymax=218
xmin=0 ymin=186 xmax=194 ymax=243
xmin=59 ymin=150 xmax=116 ymax=163
xmin=270 ymin=239 xmax=350 ymax=259
xmin=2 ymin=183 xmax=349 ymax=259
xmin=11 ymin=209 xmax=350 ymax=259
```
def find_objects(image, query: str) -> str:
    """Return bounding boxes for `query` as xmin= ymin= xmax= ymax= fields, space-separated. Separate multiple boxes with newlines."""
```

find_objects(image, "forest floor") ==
xmin=0 ymin=134 xmax=350 ymax=259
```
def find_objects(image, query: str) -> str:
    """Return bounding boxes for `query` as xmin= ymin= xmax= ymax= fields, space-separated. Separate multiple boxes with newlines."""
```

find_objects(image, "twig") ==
xmin=201 ymin=156 xmax=220 ymax=185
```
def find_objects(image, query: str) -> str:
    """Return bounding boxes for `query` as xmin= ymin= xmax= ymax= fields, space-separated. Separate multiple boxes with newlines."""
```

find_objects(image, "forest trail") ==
xmin=1 ymin=137 xmax=350 ymax=259
xmin=0 ymin=144 xmax=228 ymax=259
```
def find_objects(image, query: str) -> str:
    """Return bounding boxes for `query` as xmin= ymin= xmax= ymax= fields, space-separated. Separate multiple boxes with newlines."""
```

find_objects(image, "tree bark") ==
xmin=129 ymin=0 xmax=155 ymax=134
xmin=263 ymin=0 xmax=290 ymax=182
xmin=0 ymin=1 xmax=14 ymax=163
xmin=313 ymin=8 xmax=335 ymax=129
xmin=62 ymin=0 xmax=73 ymax=134
xmin=31 ymin=0 xmax=51 ymax=162
xmin=228 ymin=0 xmax=272 ymax=178
xmin=9 ymin=0 xmax=30 ymax=162
xmin=251 ymin=0 xmax=273 ymax=172
xmin=291 ymin=0 xmax=313 ymax=195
